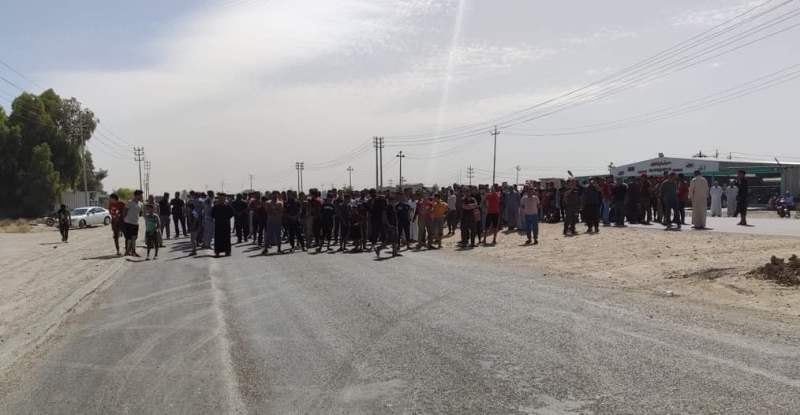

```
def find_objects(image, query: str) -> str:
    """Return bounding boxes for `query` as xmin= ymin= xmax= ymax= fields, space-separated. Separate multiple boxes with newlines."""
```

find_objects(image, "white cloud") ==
xmin=564 ymin=26 xmax=637 ymax=45
xmin=670 ymin=1 xmax=765 ymax=27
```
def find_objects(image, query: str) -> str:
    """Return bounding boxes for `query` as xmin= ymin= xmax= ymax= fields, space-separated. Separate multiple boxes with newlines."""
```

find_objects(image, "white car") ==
xmin=71 ymin=207 xmax=112 ymax=228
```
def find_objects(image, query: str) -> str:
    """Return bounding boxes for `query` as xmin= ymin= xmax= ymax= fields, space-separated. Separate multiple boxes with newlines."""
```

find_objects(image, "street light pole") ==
xmin=347 ymin=166 xmax=354 ymax=189
xmin=396 ymin=151 xmax=405 ymax=189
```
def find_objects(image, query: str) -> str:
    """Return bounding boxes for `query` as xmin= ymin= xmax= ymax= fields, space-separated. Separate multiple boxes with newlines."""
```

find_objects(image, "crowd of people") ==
xmin=99 ymin=169 xmax=754 ymax=260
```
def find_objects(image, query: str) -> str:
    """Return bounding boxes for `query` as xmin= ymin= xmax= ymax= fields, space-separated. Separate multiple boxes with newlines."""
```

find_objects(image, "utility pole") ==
xmin=295 ymin=162 xmax=301 ymax=191
xmin=490 ymin=125 xmax=501 ymax=185
xmin=134 ymin=147 xmax=145 ymax=191
xmin=373 ymin=136 xmax=380 ymax=189
xmin=144 ymin=160 xmax=152 ymax=198
xmin=515 ymin=165 xmax=521 ymax=185
xmin=71 ymin=118 xmax=90 ymax=206
xmin=396 ymin=151 xmax=405 ymax=189
xmin=295 ymin=162 xmax=305 ymax=192
xmin=249 ymin=174 xmax=254 ymax=191
xmin=467 ymin=165 xmax=475 ymax=186
xmin=379 ymin=136 xmax=385 ymax=189
xmin=347 ymin=166 xmax=354 ymax=189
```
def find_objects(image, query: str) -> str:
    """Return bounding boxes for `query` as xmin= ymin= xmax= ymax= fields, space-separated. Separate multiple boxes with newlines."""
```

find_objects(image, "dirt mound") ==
xmin=748 ymin=255 xmax=800 ymax=286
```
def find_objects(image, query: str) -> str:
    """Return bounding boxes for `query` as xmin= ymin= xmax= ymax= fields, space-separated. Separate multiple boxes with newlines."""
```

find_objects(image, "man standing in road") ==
xmin=661 ymin=173 xmax=680 ymax=230
xmin=395 ymin=192 xmax=411 ymax=249
xmin=232 ymin=193 xmax=248 ymax=244
xmin=612 ymin=178 xmax=627 ymax=227
xmin=736 ymin=170 xmax=750 ymax=226
xmin=211 ymin=193 xmax=234 ymax=257
xmin=108 ymin=193 xmax=125 ymax=255
xmin=581 ymin=178 xmax=602 ymax=233
xmin=484 ymin=185 xmax=501 ymax=245
xmin=677 ymin=174 xmax=689 ymax=225
xmin=709 ymin=181 xmax=723 ymax=217
xmin=202 ymin=190 xmax=215 ymax=249
xmin=170 ymin=191 xmax=186 ymax=238
xmin=123 ymin=190 xmax=144 ymax=256
xmin=520 ymin=187 xmax=540 ymax=245
xmin=430 ymin=193 xmax=448 ymax=249
xmin=688 ymin=170 xmax=709 ymax=229
xmin=724 ymin=182 xmax=738 ymax=217
xmin=56 ymin=204 xmax=71 ymax=243
xmin=562 ymin=180 xmax=580 ymax=236
xmin=158 ymin=192 xmax=171 ymax=242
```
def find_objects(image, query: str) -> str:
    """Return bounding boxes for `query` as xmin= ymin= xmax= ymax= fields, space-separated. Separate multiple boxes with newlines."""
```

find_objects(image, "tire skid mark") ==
xmin=208 ymin=260 xmax=248 ymax=414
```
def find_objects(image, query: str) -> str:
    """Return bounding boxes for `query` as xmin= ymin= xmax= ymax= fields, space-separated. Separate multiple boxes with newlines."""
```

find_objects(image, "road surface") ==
xmin=1 ymin=238 xmax=799 ymax=414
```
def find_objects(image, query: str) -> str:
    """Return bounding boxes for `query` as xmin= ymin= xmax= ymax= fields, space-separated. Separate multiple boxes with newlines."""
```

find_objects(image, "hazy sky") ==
xmin=1 ymin=0 xmax=798 ymax=192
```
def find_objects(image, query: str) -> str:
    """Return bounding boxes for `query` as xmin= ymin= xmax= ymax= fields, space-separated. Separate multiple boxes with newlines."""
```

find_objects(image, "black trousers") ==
xmin=369 ymin=219 xmax=384 ymax=244
xmin=398 ymin=220 xmax=411 ymax=244
xmin=461 ymin=220 xmax=476 ymax=245
xmin=338 ymin=221 xmax=350 ymax=247
xmin=612 ymin=201 xmax=625 ymax=225
xmin=173 ymin=215 xmax=186 ymax=237
xmin=234 ymin=213 xmax=246 ymax=242
xmin=321 ymin=220 xmax=333 ymax=243
xmin=59 ymin=223 xmax=69 ymax=242
xmin=563 ymin=210 xmax=577 ymax=233
xmin=737 ymin=201 xmax=748 ymax=222
xmin=285 ymin=219 xmax=304 ymax=249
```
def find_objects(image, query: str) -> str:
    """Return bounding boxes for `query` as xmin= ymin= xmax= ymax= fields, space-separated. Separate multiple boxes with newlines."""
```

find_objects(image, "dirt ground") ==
xmin=443 ymin=220 xmax=800 ymax=319
xmin=0 ymin=224 xmax=126 ymax=370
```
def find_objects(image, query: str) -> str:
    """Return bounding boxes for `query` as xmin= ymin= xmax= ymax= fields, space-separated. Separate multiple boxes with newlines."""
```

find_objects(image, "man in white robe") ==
xmin=725 ymin=183 xmax=738 ymax=217
xmin=688 ymin=171 xmax=709 ymax=229
xmin=709 ymin=181 xmax=723 ymax=217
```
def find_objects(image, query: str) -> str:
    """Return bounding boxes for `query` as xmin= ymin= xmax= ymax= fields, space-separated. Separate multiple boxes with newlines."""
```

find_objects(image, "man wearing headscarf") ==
xmin=688 ymin=170 xmax=709 ymax=229
xmin=724 ymin=182 xmax=738 ymax=217
xmin=709 ymin=181 xmax=723 ymax=217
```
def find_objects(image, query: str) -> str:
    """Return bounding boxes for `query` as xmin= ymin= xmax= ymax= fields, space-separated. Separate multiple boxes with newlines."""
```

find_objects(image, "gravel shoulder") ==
xmin=451 ymin=216 xmax=800 ymax=319
xmin=0 ymin=225 xmax=126 ymax=371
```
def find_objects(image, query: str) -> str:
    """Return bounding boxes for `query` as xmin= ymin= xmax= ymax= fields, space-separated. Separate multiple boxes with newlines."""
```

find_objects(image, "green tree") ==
xmin=114 ymin=188 xmax=134 ymax=201
xmin=0 ymin=107 xmax=24 ymax=217
xmin=19 ymin=143 xmax=61 ymax=217
xmin=0 ymin=90 xmax=105 ymax=218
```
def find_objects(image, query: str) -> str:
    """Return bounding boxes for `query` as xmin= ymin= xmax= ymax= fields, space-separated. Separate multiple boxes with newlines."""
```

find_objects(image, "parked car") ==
xmin=70 ymin=207 xmax=111 ymax=228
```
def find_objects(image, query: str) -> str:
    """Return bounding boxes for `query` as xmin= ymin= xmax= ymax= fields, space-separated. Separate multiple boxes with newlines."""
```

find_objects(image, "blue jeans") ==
xmin=524 ymin=214 xmax=539 ymax=241
xmin=601 ymin=199 xmax=611 ymax=224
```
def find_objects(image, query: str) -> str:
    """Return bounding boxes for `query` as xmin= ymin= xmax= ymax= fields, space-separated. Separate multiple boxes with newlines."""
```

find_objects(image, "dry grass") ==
xmin=0 ymin=219 xmax=33 ymax=234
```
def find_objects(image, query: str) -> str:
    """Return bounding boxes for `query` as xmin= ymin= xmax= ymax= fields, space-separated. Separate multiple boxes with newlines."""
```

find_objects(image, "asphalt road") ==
xmin=2 ymin=237 xmax=799 ymax=414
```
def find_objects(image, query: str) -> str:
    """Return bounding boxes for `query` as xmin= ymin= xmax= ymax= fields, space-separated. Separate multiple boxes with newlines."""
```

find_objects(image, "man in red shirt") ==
xmin=484 ymin=184 xmax=501 ymax=245
xmin=600 ymin=177 xmax=613 ymax=225
xmin=107 ymin=193 xmax=126 ymax=256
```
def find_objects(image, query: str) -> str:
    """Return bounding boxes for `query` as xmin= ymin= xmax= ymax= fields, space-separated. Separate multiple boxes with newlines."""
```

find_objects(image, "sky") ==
xmin=1 ymin=0 xmax=798 ymax=192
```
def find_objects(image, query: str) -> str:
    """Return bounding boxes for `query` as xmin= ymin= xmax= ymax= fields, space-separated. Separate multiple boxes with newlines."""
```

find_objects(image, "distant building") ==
xmin=610 ymin=155 xmax=800 ymax=205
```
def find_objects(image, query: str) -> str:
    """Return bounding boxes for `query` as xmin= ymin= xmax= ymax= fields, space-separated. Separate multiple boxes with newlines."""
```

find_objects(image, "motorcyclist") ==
xmin=784 ymin=191 xmax=795 ymax=211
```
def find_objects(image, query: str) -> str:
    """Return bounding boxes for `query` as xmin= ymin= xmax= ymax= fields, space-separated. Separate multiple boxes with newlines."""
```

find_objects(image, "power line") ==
xmin=498 ymin=9 xmax=800 ymax=129
xmin=0 ymin=58 xmax=44 ymax=90
xmin=503 ymin=62 xmax=800 ymax=137
xmin=382 ymin=0 xmax=798 ymax=143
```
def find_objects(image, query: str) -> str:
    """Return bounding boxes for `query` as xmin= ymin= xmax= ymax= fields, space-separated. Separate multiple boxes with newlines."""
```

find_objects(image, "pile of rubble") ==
xmin=748 ymin=255 xmax=800 ymax=286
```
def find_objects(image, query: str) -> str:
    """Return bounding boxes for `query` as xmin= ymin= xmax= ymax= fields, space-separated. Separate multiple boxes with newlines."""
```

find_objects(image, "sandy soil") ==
xmin=442 ymin=220 xmax=800 ymax=319
xmin=0 ymin=225 xmax=126 ymax=370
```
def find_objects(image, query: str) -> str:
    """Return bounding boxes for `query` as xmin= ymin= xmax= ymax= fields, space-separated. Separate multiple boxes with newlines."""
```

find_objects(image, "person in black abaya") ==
xmin=211 ymin=193 xmax=234 ymax=257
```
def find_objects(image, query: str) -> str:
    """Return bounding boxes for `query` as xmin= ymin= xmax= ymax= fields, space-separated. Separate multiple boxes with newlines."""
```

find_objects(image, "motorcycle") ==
xmin=776 ymin=198 xmax=791 ymax=218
